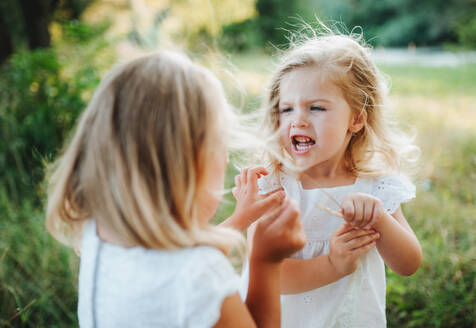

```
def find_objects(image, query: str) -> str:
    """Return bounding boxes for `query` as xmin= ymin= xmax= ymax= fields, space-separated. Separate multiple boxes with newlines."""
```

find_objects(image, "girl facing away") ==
xmin=46 ymin=51 xmax=306 ymax=327
xmin=241 ymin=27 xmax=423 ymax=327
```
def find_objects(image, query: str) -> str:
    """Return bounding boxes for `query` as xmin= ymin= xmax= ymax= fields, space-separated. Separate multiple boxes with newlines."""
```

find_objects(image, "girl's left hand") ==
xmin=341 ymin=193 xmax=385 ymax=229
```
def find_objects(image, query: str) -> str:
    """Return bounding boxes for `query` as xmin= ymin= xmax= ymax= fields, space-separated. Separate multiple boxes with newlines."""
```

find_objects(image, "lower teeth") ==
xmin=296 ymin=144 xmax=311 ymax=150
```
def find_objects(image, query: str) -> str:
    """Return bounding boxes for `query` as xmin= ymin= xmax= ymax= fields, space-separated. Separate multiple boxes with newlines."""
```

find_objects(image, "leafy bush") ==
xmin=223 ymin=0 xmax=476 ymax=49
xmin=220 ymin=19 xmax=263 ymax=52
xmin=0 ymin=20 xmax=112 ymax=326
xmin=456 ymin=12 xmax=476 ymax=48
xmin=0 ymin=20 xmax=111 ymax=204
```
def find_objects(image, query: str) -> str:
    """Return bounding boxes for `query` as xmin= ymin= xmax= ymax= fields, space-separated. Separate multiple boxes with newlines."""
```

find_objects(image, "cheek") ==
xmin=278 ymin=125 xmax=290 ymax=148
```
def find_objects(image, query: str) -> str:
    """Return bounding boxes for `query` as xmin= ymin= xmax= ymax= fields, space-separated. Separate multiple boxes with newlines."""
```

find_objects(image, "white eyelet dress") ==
xmin=244 ymin=171 xmax=415 ymax=328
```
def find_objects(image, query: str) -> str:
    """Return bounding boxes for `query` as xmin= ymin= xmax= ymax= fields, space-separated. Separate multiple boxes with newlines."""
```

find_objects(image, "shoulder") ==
xmin=183 ymin=246 xmax=241 ymax=327
xmin=185 ymin=246 xmax=238 ymax=281
xmin=79 ymin=238 xmax=239 ymax=327
xmin=360 ymin=173 xmax=416 ymax=214
xmin=137 ymin=246 xmax=238 ymax=285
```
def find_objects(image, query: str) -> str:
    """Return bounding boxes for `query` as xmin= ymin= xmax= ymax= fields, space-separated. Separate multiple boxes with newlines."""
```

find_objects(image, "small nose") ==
xmin=291 ymin=108 xmax=309 ymax=128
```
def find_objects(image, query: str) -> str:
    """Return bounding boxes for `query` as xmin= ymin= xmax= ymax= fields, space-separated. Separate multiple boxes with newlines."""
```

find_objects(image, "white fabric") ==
xmin=246 ymin=171 xmax=415 ymax=328
xmin=78 ymin=221 xmax=241 ymax=328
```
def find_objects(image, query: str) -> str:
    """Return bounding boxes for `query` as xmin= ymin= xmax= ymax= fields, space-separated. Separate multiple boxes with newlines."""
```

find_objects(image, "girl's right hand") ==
xmin=250 ymin=199 xmax=306 ymax=264
xmin=230 ymin=167 xmax=286 ymax=231
xmin=328 ymin=224 xmax=380 ymax=276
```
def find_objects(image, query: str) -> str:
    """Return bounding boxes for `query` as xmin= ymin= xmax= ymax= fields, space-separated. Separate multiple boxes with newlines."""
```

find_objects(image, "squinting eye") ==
xmin=279 ymin=107 xmax=292 ymax=113
xmin=311 ymin=106 xmax=326 ymax=111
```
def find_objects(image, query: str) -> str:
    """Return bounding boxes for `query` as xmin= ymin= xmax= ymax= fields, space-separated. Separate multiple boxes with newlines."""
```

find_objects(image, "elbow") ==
xmin=399 ymin=264 xmax=419 ymax=277
xmin=398 ymin=247 xmax=423 ymax=276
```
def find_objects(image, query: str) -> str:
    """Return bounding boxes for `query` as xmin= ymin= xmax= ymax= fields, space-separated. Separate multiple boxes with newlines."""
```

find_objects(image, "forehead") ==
xmin=279 ymin=66 xmax=344 ymax=104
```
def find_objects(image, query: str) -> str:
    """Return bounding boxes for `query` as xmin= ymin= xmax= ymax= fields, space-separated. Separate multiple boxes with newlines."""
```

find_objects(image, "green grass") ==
xmin=380 ymin=64 xmax=476 ymax=97
xmin=0 ymin=192 xmax=79 ymax=327
xmin=1 ymin=52 xmax=475 ymax=327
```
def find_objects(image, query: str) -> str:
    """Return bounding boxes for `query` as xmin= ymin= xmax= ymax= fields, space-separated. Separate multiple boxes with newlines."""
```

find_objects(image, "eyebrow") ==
xmin=279 ymin=98 xmax=333 ymax=106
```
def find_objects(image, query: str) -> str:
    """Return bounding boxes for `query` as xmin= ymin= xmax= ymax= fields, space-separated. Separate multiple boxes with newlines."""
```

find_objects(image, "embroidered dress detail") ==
xmin=243 ymin=171 xmax=415 ymax=328
xmin=372 ymin=173 xmax=416 ymax=214
xmin=257 ymin=173 xmax=281 ymax=194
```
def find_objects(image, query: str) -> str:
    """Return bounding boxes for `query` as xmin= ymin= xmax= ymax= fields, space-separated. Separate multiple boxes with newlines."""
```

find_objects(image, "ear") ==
xmin=349 ymin=110 xmax=367 ymax=133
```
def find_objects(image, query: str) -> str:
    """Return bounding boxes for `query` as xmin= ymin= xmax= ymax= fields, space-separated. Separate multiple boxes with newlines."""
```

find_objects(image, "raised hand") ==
xmin=250 ymin=199 xmax=306 ymax=264
xmin=229 ymin=167 xmax=286 ymax=231
xmin=328 ymin=224 xmax=380 ymax=276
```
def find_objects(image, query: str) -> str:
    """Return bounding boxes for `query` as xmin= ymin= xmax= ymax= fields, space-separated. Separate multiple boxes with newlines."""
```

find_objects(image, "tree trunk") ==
xmin=18 ymin=0 xmax=59 ymax=49
xmin=0 ymin=13 xmax=13 ymax=65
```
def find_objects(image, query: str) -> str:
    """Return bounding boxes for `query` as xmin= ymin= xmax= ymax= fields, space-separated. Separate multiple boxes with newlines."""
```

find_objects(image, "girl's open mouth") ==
xmin=292 ymin=135 xmax=315 ymax=154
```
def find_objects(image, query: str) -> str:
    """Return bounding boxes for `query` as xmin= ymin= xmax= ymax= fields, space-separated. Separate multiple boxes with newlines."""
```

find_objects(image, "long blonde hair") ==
xmin=46 ymin=51 xmax=244 ymax=254
xmin=262 ymin=24 xmax=419 ymax=177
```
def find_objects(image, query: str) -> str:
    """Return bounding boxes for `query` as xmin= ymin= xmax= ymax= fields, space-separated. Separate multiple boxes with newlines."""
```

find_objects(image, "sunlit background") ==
xmin=1 ymin=0 xmax=475 ymax=326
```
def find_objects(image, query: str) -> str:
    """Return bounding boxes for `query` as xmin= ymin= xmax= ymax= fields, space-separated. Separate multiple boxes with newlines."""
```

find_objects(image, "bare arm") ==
xmin=214 ymin=262 xmax=282 ymax=328
xmin=248 ymin=221 xmax=339 ymax=295
xmin=341 ymin=193 xmax=422 ymax=276
xmin=216 ymin=199 xmax=306 ymax=327
xmin=245 ymin=261 xmax=282 ymax=327
xmin=249 ymin=222 xmax=379 ymax=295
xmin=214 ymin=293 xmax=256 ymax=328
xmin=281 ymin=255 xmax=343 ymax=294
xmin=373 ymin=207 xmax=422 ymax=276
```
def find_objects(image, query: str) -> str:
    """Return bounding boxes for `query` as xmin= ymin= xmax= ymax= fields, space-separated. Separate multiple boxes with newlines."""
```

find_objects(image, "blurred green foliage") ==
xmin=0 ymin=20 xmax=112 ymax=326
xmin=0 ymin=20 xmax=111 ymax=204
xmin=0 ymin=194 xmax=79 ymax=327
xmin=220 ymin=0 xmax=476 ymax=50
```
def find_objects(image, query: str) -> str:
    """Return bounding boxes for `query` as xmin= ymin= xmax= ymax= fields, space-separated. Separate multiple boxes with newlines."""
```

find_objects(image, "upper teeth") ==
xmin=294 ymin=136 xmax=312 ymax=143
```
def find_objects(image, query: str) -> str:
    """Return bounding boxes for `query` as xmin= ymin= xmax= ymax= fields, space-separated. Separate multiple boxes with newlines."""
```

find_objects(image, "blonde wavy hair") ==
xmin=46 ymin=51 xmax=244 ymax=255
xmin=262 ymin=24 xmax=419 ymax=177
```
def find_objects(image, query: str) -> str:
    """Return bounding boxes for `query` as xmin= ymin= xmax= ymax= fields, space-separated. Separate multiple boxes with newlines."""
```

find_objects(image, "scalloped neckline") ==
xmin=298 ymin=176 xmax=361 ymax=191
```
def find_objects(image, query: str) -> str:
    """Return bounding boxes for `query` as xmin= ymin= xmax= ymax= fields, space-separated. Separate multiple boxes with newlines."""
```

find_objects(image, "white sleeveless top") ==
xmin=78 ymin=221 xmax=240 ymax=328
xmin=247 ymin=171 xmax=415 ymax=328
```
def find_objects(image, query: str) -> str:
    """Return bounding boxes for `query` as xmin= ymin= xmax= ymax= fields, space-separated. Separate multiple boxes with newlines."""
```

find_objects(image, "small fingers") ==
xmin=256 ymin=189 xmax=286 ymax=211
xmin=360 ymin=204 xmax=374 ymax=229
xmin=353 ymin=240 xmax=377 ymax=257
xmin=359 ymin=202 xmax=369 ymax=228
xmin=351 ymin=199 xmax=363 ymax=226
xmin=341 ymin=198 xmax=355 ymax=224
xmin=261 ymin=187 xmax=284 ymax=198
xmin=333 ymin=223 xmax=355 ymax=237
xmin=340 ymin=228 xmax=376 ymax=243
xmin=348 ymin=232 xmax=380 ymax=250
xmin=241 ymin=168 xmax=249 ymax=185
xmin=247 ymin=167 xmax=268 ymax=193
xmin=365 ymin=201 xmax=382 ymax=229
xmin=248 ymin=167 xmax=268 ymax=179
xmin=258 ymin=199 xmax=288 ymax=228
xmin=234 ymin=174 xmax=241 ymax=188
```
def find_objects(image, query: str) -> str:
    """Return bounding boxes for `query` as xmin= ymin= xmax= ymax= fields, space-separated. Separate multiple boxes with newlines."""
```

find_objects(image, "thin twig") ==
xmin=316 ymin=203 xmax=344 ymax=218
xmin=298 ymin=171 xmax=342 ymax=208
xmin=317 ymin=188 xmax=341 ymax=208
xmin=8 ymin=299 xmax=36 ymax=323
